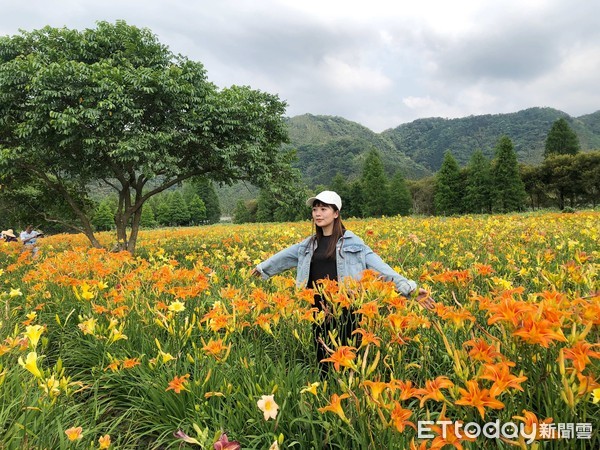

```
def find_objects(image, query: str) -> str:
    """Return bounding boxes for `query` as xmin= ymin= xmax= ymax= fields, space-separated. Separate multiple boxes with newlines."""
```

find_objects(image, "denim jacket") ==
xmin=256 ymin=230 xmax=417 ymax=296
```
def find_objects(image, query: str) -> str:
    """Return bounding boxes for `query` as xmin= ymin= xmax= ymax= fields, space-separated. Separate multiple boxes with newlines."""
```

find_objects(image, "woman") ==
xmin=251 ymin=190 xmax=434 ymax=375
xmin=1 ymin=229 xmax=18 ymax=242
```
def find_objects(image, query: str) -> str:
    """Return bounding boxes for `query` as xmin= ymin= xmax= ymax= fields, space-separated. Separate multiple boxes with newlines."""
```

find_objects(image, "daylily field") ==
xmin=0 ymin=211 xmax=598 ymax=449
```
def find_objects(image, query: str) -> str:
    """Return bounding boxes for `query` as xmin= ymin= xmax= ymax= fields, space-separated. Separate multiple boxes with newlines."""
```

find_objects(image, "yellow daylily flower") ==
xmin=24 ymin=325 xmax=44 ymax=349
xmin=168 ymin=301 xmax=185 ymax=312
xmin=78 ymin=317 xmax=97 ymax=336
xmin=98 ymin=434 xmax=111 ymax=449
xmin=593 ymin=388 xmax=600 ymax=404
xmin=300 ymin=382 xmax=320 ymax=396
xmin=40 ymin=375 xmax=60 ymax=398
xmin=18 ymin=351 xmax=43 ymax=378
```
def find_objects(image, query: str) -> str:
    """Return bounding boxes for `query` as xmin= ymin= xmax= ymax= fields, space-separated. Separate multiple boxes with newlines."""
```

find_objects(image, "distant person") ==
xmin=251 ymin=190 xmax=435 ymax=377
xmin=1 ymin=229 xmax=18 ymax=242
xmin=20 ymin=225 xmax=44 ymax=257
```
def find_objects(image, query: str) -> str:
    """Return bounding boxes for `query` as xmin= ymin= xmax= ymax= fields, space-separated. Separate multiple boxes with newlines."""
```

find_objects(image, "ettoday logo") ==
xmin=418 ymin=420 xmax=537 ymax=444
xmin=417 ymin=420 xmax=594 ymax=443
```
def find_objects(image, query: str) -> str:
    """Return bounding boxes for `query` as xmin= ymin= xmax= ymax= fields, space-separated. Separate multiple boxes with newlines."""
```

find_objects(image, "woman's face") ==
xmin=312 ymin=203 xmax=339 ymax=234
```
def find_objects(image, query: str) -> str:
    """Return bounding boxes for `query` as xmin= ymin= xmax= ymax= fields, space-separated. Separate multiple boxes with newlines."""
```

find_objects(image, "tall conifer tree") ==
xmin=492 ymin=136 xmax=527 ymax=212
xmin=434 ymin=151 xmax=462 ymax=215
xmin=388 ymin=171 xmax=412 ymax=216
xmin=361 ymin=149 xmax=390 ymax=217
xmin=544 ymin=118 xmax=580 ymax=158
xmin=169 ymin=191 xmax=191 ymax=226
xmin=194 ymin=179 xmax=221 ymax=224
xmin=464 ymin=150 xmax=493 ymax=214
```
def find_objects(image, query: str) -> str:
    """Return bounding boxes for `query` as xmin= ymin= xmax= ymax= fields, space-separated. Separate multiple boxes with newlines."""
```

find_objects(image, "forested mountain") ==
xmin=217 ymin=108 xmax=600 ymax=214
xmin=284 ymin=108 xmax=600 ymax=183
xmin=381 ymin=107 xmax=600 ymax=171
xmin=284 ymin=114 xmax=431 ymax=186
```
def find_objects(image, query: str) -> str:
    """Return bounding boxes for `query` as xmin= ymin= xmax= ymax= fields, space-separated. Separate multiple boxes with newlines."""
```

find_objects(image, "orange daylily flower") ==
xmin=562 ymin=340 xmax=600 ymax=373
xmin=166 ymin=374 xmax=190 ymax=394
xmin=575 ymin=373 xmax=599 ymax=396
xmin=416 ymin=376 xmax=454 ymax=407
xmin=455 ymin=380 xmax=505 ymax=419
xmin=389 ymin=379 xmax=421 ymax=401
xmin=389 ymin=402 xmax=415 ymax=433
xmin=485 ymin=294 xmax=534 ymax=327
xmin=318 ymin=393 xmax=351 ymax=422
xmin=92 ymin=303 xmax=109 ymax=314
xmin=513 ymin=409 xmax=554 ymax=439
xmin=512 ymin=318 xmax=567 ymax=347
xmin=122 ymin=357 xmax=141 ymax=369
xmin=320 ymin=346 xmax=357 ymax=371
xmin=296 ymin=288 xmax=316 ymax=305
xmin=437 ymin=306 xmax=475 ymax=328
xmin=354 ymin=301 xmax=380 ymax=319
xmin=202 ymin=338 xmax=230 ymax=360
xmin=473 ymin=263 xmax=495 ymax=276
xmin=352 ymin=328 xmax=381 ymax=348
xmin=65 ymin=426 xmax=83 ymax=441
xmin=479 ymin=362 xmax=528 ymax=397
xmin=463 ymin=338 xmax=503 ymax=363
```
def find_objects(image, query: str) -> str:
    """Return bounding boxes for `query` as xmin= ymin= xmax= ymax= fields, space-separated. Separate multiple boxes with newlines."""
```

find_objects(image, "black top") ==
xmin=308 ymin=235 xmax=338 ymax=289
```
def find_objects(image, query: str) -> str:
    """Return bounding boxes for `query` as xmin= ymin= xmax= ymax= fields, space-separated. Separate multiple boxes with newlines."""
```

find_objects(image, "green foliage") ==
xmin=255 ymin=190 xmax=276 ymax=223
xmin=520 ymin=164 xmax=548 ymax=210
xmin=408 ymin=177 xmax=436 ymax=216
xmin=464 ymin=150 xmax=493 ymax=214
xmin=388 ymin=172 xmax=412 ymax=216
xmin=92 ymin=200 xmax=115 ymax=231
xmin=139 ymin=204 xmax=157 ymax=228
xmin=193 ymin=179 xmax=222 ymax=224
xmin=382 ymin=107 xmax=600 ymax=170
xmin=434 ymin=151 xmax=462 ymax=215
xmin=360 ymin=149 xmax=390 ymax=217
xmin=345 ymin=180 xmax=365 ymax=218
xmin=0 ymin=21 xmax=290 ymax=252
xmin=491 ymin=136 xmax=527 ymax=213
xmin=151 ymin=197 xmax=170 ymax=226
xmin=233 ymin=200 xmax=252 ymax=224
xmin=286 ymin=114 xmax=430 ymax=186
xmin=168 ymin=191 xmax=190 ymax=226
xmin=544 ymin=118 xmax=580 ymax=158
xmin=187 ymin=194 xmax=207 ymax=225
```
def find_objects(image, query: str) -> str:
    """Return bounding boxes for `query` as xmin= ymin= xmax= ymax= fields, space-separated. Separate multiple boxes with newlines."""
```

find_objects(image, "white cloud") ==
xmin=320 ymin=57 xmax=392 ymax=92
xmin=0 ymin=0 xmax=599 ymax=132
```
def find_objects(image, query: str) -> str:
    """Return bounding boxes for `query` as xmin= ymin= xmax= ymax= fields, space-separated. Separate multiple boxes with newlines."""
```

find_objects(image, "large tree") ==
xmin=544 ymin=118 xmax=580 ymax=158
xmin=0 ymin=22 xmax=291 ymax=253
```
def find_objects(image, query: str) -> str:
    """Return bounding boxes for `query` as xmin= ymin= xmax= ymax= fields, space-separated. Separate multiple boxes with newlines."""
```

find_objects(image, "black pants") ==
xmin=313 ymin=295 xmax=360 ymax=378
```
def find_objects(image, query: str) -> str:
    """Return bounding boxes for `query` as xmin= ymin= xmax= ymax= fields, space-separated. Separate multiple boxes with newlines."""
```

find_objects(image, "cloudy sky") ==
xmin=2 ymin=0 xmax=599 ymax=132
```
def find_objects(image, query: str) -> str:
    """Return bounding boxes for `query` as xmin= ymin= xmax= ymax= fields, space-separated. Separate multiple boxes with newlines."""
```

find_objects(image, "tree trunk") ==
xmin=127 ymin=205 xmax=143 ymax=254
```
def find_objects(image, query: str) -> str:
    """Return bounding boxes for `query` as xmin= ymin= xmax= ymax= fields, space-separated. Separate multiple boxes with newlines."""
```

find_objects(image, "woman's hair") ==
xmin=312 ymin=199 xmax=345 ymax=259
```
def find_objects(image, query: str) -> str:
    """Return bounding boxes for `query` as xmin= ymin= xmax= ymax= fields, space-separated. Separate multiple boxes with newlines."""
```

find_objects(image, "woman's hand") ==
xmin=250 ymin=268 xmax=262 ymax=278
xmin=415 ymin=288 xmax=436 ymax=310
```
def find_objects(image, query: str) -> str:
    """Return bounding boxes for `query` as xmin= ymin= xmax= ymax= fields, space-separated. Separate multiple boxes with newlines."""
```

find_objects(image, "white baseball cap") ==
xmin=306 ymin=190 xmax=342 ymax=210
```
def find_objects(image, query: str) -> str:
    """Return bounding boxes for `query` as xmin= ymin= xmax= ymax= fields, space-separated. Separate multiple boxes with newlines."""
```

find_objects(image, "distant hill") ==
xmin=284 ymin=114 xmax=431 ymax=186
xmin=380 ymin=107 xmax=600 ymax=171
